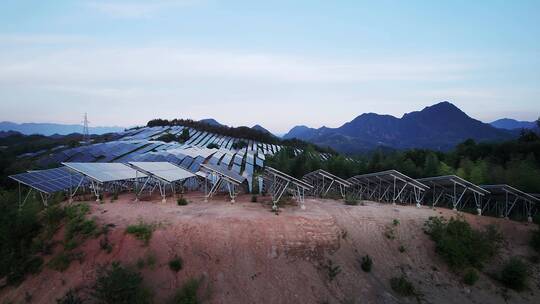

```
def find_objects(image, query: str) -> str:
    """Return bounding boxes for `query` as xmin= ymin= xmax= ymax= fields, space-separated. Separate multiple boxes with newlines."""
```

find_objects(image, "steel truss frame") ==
xmin=480 ymin=184 xmax=539 ymax=222
xmin=14 ymin=170 xmax=89 ymax=209
xmin=418 ymin=175 xmax=489 ymax=215
xmin=348 ymin=170 xmax=429 ymax=207
xmin=302 ymin=169 xmax=352 ymax=199
xmin=263 ymin=167 xmax=313 ymax=211
xmin=200 ymin=165 xmax=245 ymax=203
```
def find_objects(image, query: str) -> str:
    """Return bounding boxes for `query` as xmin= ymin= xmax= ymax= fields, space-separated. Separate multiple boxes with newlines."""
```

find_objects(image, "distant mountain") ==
xmin=0 ymin=121 xmax=124 ymax=136
xmin=251 ymin=124 xmax=272 ymax=135
xmin=199 ymin=118 xmax=223 ymax=127
xmin=283 ymin=102 xmax=514 ymax=153
xmin=490 ymin=118 xmax=536 ymax=130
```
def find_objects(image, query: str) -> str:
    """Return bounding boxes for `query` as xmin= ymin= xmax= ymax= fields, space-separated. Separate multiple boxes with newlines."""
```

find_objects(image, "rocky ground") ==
xmin=1 ymin=193 xmax=538 ymax=304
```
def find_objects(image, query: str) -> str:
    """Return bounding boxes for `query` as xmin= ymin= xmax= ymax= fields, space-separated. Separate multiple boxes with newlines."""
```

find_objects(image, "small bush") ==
xmin=177 ymin=197 xmax=188 ymax=206
xmin=169 ymin=256 xmax=184 ymax=272
xmin=424 ymin=217 xmax=502 ymax=270
xmin=398 ymin=245 xmax=406 ymax=253
xmin=393 ymin=219 xmax=400 ymax=226
xmin=360 ymin=255 xmax=372 ymax=272
xmin=499 ymin=257 xmax=529 ymax=291
xmin=463 ymin=268 xmax=479 ymax=285
xmin=126 ymin=221 xmax=154 ymax=245
xmin=56 ymin=290 xmax=84 ymax=304
xmin=92 ymin=262 xmax=152 ymax=304
xmin=384 ymin=226 xmax=395 ymax=240
xmin=344 ymin=195 xmax=358 ymax=206
xmin=390 ymin=275 xmax=415 ymax=296
xmin=169 ymin=278 xmax=200 ymax=304
xmin=251 ymin=195 xmax=257 ymax=203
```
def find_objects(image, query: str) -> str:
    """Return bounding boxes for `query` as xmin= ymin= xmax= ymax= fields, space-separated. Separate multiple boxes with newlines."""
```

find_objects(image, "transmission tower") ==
xmin=82 ymin=113 xmax=90 ymax=143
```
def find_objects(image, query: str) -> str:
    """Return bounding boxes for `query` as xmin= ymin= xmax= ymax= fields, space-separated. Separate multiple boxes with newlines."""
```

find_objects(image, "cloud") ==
xmin=0 ymin=46 xmax=474 ymax=87
xmin=85 ymin=0 xmax=200 ymax=18
xmin=0 ymin=34 xmax=90 ymax=45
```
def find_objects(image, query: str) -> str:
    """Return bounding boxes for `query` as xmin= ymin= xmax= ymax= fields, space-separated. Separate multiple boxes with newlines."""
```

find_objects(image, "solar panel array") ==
xmin=32 ymin=124 xmax=333 ymax=188
xmin=9 ymin=167 xmax=88 ymax=194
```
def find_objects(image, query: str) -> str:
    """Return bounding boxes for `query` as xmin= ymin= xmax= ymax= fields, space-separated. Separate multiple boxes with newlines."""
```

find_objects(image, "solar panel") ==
xmin=200 ymin=163 xmax=246 ymax=184
xmin=62 ymin=162 xmax=147 ymax=182
xmin=129 ymin=162 xmax=195 ymax=183
xmin=9 ymin=167 xmax=87 ymax=194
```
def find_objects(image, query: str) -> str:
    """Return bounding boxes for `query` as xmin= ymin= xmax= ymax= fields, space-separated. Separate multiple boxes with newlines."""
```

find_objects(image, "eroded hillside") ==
xmin=1 ymin=194 xmax=538 ymax=304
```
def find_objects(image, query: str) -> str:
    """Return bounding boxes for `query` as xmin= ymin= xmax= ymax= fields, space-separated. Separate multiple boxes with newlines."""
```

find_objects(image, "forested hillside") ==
xmin=267 ymin=130 xmax=540 ymax=193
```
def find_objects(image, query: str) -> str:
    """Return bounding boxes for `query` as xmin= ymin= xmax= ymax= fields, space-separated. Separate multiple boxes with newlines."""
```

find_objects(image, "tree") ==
xmin=179 ymin=129 xmax=190 ymax=143
xmin=423 ymin=153 xmax=440 ymax=177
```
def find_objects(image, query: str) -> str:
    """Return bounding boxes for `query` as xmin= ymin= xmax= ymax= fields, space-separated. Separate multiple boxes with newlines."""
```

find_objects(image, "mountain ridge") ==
xmin=283 ymin=101 xmax=514 ymax=153
xmin=0 ymin=121 xmax=124 ymax=136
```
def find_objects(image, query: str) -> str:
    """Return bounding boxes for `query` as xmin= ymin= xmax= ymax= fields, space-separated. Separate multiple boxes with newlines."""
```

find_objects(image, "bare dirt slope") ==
xmin=1 ymin=193 xmax=539 ymax=304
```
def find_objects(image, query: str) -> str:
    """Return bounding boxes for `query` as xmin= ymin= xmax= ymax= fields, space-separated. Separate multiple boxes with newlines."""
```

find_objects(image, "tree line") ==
xmin=266 ymin=130 xmax=540 ymax=193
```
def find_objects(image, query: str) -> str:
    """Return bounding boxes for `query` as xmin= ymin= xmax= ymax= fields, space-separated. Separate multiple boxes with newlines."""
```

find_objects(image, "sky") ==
xmin=0 ymin=0 xmax=539 ymax=133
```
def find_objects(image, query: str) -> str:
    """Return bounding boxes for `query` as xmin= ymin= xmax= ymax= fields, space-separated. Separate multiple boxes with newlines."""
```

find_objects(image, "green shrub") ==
xmin=126 ymin=221 xmax=154 ymax=245
xmin=344 ymin=195 xmax=358 ymax=206
xmin=530 ymin=229 xmax=540 ymax=253
xmin=169 ymin=278 xmax=200 ymax=304
xmin=398 ymin=245 xmax=406 ymax=253
xmin=463 ymin=268 xmax=479 ymax=285
xmin=390 ymin=275 xmax=416 ymax=296
xmin=251 ymin=195 xmax=257 ymax=203
xmin=56 ymin=290 xmax=84 ymax=304
xmin=169 ymin=256 xmax=184 ymax=272
xmin=177 ymin=197 xmax=188 ymax=206
xmin=393 ymin=219 xmax=400 ymax=226
xmin=92 ymin=262 xmax=152 ymax=304
xmin=499 ymin=257 xmax=529 ymax=291
xmin=424 ymin=217 xmax=502 ymax=270
xmin=360 ymin=255 xmax=372 ymax=272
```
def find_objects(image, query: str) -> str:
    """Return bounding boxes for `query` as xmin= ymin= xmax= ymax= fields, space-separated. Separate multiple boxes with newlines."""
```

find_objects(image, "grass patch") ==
xmin=64 ymin=203 xmax=97 ymax=245
xmin=92 ymin=262 xmax=152 ymax=304
xmin=344 ymin=195 xmax=358 ymax=206
xmin=424 ymin=216 xmax=502 ymax=270
xmin=360 ymin=255 xmax=372 ymax=272
xmin=499 ymin=257 xmax=529 ymax=291
xmin=56 ymin=290 xmax=84 ymax=304
xmin=530 ymin=228 xmax=540 ymax=253
xmin=323 ymin=259 xmax=341 ymax=282
xmin=126 ymin=221 xmax=155 ymax=245
xmin=390 ymin=275 xmax=416 ymax=297
xmin=169 ymin=278 xmax=200 ymax=304
xmin=169 ymin=256 xmax=184 ymax=272
xmin=137 ymin=252 xmax=157 ymax=270
xmin=48 ymin=251 xmax=82 ymax=272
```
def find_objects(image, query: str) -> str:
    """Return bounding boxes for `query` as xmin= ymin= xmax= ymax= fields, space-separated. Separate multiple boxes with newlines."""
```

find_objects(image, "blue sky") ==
xmin=0 ymin=0 xmax=539 ymax=133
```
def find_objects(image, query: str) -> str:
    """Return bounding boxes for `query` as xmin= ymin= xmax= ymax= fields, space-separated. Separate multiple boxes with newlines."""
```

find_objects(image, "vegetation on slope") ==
xmin=146 ymin=118 xmax=336 ymax=154
xmin=266 ymin=132 xmax=540 ymax=193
